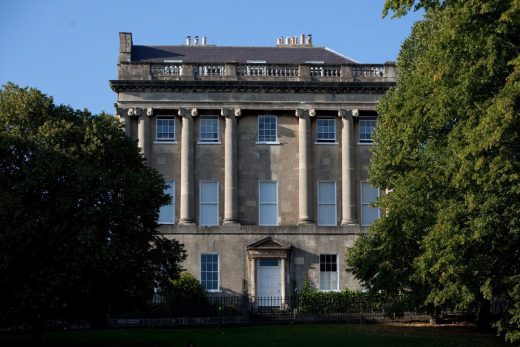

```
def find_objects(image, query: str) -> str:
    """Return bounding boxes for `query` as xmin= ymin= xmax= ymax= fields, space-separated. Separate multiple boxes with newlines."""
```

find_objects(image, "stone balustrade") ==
xmin=130 ymin=62 xmax=397 ymax=82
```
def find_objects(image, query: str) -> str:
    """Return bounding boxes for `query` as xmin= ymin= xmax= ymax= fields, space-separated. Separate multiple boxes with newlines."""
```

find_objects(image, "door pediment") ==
xmin=247 ymin=236 xmax=292 ymax=259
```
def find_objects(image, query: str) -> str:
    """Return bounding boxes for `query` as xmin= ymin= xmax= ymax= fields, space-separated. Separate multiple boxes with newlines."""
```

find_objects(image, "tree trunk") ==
xmin=476 ymin=298 xmax=491 ymax=329
xmin=30 ymin=320 xmax=42 ymax=345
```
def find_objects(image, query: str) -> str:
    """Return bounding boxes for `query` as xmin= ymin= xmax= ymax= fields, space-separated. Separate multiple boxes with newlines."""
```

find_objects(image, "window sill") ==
xmin=197 ymin=141 xmax=221 ymax=145
xmin=256 ymin=141 xmax=281 ymax=145
xmin=357 ymin=142 xmax=373 ymax=146
xmin=154 ymin=141 xmax=177 ymax=144
xmin=207 ymin=289 xmax=222 ymax=293
xmin=318 ymin=224 xmax=338 ymax=227
xmin=319 ymin=289 xmax=340 ymax=292
xmin=315 ymin=142 xmax=338 ymax=145
xmin=158 ymin=222 xmax=175 ymax=225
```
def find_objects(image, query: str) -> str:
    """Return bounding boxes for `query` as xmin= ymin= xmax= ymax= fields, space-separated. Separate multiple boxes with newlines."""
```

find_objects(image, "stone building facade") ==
xmin=110 ymin=33 xmax=395 ymax=301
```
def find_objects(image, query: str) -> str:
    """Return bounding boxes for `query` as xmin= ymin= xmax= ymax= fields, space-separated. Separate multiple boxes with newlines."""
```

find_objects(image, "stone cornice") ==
xmin=109 ymin=79 xmax=395 ymax=94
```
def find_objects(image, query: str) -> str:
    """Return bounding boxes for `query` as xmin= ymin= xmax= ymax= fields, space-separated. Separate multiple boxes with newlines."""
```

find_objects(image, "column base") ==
xmin=178 ymin=219 xmax=196 ymax=225
xmin=222 ymin=219 xmax=240 ymax=225
xmin=341 ymin=220 xmax=358 ymax=226
xmin=297 ymin=218 xmax=314 ymax=226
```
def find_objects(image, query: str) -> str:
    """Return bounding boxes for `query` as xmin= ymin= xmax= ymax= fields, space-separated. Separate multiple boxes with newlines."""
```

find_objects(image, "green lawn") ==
xmin=0 ymin=324 xmax=507 ymax=347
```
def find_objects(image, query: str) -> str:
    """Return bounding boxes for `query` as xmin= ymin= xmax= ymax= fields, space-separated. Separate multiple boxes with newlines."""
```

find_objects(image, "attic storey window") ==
xmin=258 ymin=115 xmax=277 ymax=143
xmin=156 ymin=117 xmax=175 ymax=141
xmin=359 ymin=118 xmax=376 ymax=143
xmin=317 ymin=118 xmax=336 ymax=143
xmin=199 ymin=116 xmax=219 ymax=143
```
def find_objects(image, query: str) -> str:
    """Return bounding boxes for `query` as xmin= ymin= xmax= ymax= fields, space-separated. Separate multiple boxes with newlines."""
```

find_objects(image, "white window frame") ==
xmin=200 ymin=253 xmax=220 ymax=292
xmin=361 ymin=181 xmax=380 ymax=226
xmin=257 ymin=115 xmax=278 ymax=144
xmin=158 ymin=180 xmax=175 ymax=224
xmin=359 ymin=118 xmax=377 ymax=144
xmin=155 ymin=117 xmax=176 ymax=142
xmin=319 ymin=253 xmax=339 ymax=291
xmin=199 ymin=181 xmax=219 ymax=226
xmin=317 ymin=181 xmax=337 ymax=226
xmin=258 ymin=180 xmax=278 ymax=226
xmin=198 ymin=116 xmax=220 ymax=144
xmin=316 ymin=117 xmax=336 ymax=143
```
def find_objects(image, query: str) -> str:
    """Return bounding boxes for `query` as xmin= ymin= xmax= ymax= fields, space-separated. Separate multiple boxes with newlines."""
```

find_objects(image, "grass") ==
xmin=0 ymin=323 xmax=508 ymax=347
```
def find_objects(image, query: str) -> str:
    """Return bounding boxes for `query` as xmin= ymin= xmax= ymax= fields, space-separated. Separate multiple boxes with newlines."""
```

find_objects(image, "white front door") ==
xmin=256 ymin=258 xmax=281 ymax=306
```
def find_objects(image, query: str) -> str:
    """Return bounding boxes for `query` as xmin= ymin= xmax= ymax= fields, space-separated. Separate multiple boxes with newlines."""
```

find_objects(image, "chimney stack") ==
xmin=306 ymin=34 xmax=312 ymax=46
xmin=201 ymin=36 xmax=207 ymax=45
xmin=186 ymin=35 xmax=191 ymax=45
xmin=119 ymin=32 xmax=132 ymax=62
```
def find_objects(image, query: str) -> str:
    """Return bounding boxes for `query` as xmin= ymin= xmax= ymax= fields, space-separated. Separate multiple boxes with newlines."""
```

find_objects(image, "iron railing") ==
xmin=108 ymin=294 xmax=436 ymax=327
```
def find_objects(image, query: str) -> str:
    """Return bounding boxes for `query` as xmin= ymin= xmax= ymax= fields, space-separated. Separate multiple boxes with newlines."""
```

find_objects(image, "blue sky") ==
xmin=0 ymin=0 xmax=423 ymax=114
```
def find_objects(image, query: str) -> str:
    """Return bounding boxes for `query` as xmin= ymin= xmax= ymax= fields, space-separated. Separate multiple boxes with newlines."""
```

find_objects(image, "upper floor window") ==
xmin=318 ymin=182 xmax=337 ymax=226
xmin=361 ymin=182 xmax=380 ymax=226
xmin=158 ymin=180 xmax=175 ymax=224
xmin=258 ymin=115 xmax=277 ymax=143
xmin=199 ymin=116 xmax=219 ymax=143
xmin=200 ymin=253 xmax=219 ymax=292
xmin=199 ymin=181 xmax=219 ymax=226
xmin=156 ymin=117 xmax=175 ymax=141
xmin=320 ymin=254 xmax=338 ymax=291
xmin=359 ymin=118 xmax=376 ymax=143
xmin=259 ymin=181 xmax=278 ymax=226
xmin=317 ymin=118 xmax=336 ymax=143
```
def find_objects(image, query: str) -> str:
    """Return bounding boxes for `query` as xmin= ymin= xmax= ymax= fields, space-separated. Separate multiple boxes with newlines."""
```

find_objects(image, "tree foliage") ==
xmin=0 ymin=83 xmax=186 ymax=331
xmin=347 ymin=0 xmax=520 ymax=341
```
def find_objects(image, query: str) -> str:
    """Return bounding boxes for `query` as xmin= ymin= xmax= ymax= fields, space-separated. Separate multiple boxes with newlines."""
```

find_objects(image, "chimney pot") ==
xmin=293 ymin=36 xmax=298 ymax=45
xmin=300 ymin=34 xmax=305 ymax=45
xmin=285 ymin=37 xmax=290 ymax=45
xmin=186 ymin=35 xmax=191 ymax=45
xmin=194 ymin=35 xmax=199 ymax=45
xmin=277 ymin=37 xmax=283 ymax=45
xmin=202 ymin=36 xmax=207 ymax=45
xmin=307 ymin=34 xmax=312 ymax=46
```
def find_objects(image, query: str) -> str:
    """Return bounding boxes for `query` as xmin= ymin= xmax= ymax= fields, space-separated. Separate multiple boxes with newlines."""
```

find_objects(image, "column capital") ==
xmin=178 ymin=108 xmax=197 ymax=117
xmin=338 ymin=109 xmax=359 ymax=118
xmin=178 ymin=108 xmax=188 ymax=117
xmin=220 ymin=108 xmax=241 ymax=118
xmin=296 ymin=108 xmax=316 ymax=118
xmin=220 ymin=108 xmax=231 ymax=117
xmin=146 ymin=107 xmax=153 ymax=117
xmin=127 ymin=107 xmax=142 ymax=117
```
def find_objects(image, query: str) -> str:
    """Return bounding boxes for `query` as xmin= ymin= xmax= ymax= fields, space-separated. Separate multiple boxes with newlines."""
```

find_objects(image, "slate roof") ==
xmin=131 ymin=45 xmax=357 ymax=65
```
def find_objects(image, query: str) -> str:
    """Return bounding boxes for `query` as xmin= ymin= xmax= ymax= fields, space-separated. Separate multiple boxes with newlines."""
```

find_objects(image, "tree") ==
xmin=0 ymin=83 xmax=186 ymax=340
xmin=346 ymin=0 xmax=520 ymax=341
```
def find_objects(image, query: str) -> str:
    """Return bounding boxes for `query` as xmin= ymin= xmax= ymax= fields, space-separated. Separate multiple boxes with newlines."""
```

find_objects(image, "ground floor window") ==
xmin=320 ymin=254 xmax=338 ymax=291
xmin=200 ymin=253 xmax=219 ymax=292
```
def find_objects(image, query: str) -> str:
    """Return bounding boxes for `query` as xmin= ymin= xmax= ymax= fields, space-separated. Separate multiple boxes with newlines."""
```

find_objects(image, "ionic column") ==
xmin=178 ymin=108 xmax=197 ymax=225
xmin=295 ymin=109 xmax=313 ymax=225
xmin=339 ymin=109 xmax=358 ymax=225
xmin=136 ymin=108 xmax=151 ymax=160
xmin=221 ymin=108 xmax=240 ymax=224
